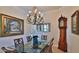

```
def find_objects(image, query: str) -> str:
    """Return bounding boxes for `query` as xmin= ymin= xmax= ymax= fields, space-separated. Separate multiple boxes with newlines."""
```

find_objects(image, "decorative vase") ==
xmin=33 ymin=36 xmax=38 ymax=49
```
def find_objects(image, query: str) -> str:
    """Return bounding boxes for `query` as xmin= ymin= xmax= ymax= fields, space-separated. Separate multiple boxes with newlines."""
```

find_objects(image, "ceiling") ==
xmin=0 ymin=6 xmax=61 ymax=18
xmin=0 ymin=6 xmax=61 ymax=14
xmin=18 ymin=6 xmax=61 ymax=13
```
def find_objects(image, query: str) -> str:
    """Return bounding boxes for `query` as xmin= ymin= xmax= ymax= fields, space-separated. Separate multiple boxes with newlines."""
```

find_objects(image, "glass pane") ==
xmin=10 ymin=21 xmax=20 ymax=32
xmin=72 ymin=15 xmax=76 ymax=32
xmin=44 ymin=24 xmax=47 ymax=28
xmin=44 ymin=28 xmax=47 ymax=32
xmin=4 ymin=17 xmax=9 ymax=33
xmin=73 ymin=15 xmax=76 ymax=25
xmin=37 ymin=25 xmax=40 ymax=31
xmin=41 ymin=24 xmax=44 ymax=31
xmin=73 ymin=27 xmax=76 ymax=31
xmin=43 ymin=24 xmax=49 ymax=32
xmin=37 ymin=23 xmax=50 ymax=32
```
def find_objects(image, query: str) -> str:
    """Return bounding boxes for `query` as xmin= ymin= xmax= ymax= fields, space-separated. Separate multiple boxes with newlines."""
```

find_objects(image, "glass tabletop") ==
xmin=8 ymin=40 xmax=48 ymax=53
xmin=24 ymin=40 xmax=48 ymax=53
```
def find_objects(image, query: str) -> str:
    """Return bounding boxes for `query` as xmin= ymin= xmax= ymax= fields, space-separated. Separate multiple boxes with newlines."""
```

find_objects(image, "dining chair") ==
xmin=14 ymin=38 xmax=24 ymax=53
xmin=26 ymin=36 xmax=32 ymax=42
xmin=41 ymin=38 xmax=54 ymax=53
xmin=1 ymin=47 xmax=16 ymax=53
xmin=41 ymin=35 xmax=47 ymax=40
xmin=48 ymin=38 xmax=54 ymax=53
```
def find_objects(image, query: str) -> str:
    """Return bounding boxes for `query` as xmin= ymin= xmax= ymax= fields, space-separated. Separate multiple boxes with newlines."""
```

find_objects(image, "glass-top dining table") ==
xmin=24 ymin=40 xmax=48 ymax=53
xmin=9 ymin=40 xmax=49 ymax=53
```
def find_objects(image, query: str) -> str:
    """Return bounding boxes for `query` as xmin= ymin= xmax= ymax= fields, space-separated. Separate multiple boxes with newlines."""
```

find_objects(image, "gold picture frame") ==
xmin=0 ymin=13 xmax=24 ymax=37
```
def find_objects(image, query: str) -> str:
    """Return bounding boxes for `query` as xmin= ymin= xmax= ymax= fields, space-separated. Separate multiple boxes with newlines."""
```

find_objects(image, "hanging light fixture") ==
xmin=27 ymin=7 xmax=44 ymax=24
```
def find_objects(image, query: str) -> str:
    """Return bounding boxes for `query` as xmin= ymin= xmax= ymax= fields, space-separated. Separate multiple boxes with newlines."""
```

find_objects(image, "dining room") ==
xmin=0 ymin=6 xmax=79 ymax=53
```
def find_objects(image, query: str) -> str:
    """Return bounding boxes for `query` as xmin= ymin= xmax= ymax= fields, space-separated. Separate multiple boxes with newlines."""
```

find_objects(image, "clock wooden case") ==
xmin=58 ymin=15 xmax=67 ymax=52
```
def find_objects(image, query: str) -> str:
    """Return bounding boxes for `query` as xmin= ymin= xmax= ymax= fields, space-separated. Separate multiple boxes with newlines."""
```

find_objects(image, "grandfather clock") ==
xmin=58 ymin=15 xmax=67 ymax=52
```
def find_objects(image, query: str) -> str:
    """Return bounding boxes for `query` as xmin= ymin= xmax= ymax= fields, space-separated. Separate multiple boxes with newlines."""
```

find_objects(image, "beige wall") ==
xmin=0 ymin=6 xmax=53 ymax=47
xmin=0 ymin=6 xmax=32 ymax=47
xmin=45 ymin=6 xmax=79 ymax=52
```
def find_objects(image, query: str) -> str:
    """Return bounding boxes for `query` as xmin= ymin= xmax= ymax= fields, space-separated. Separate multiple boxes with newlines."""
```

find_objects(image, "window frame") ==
xmin=37 ymin=23 xmax=50 ymax=32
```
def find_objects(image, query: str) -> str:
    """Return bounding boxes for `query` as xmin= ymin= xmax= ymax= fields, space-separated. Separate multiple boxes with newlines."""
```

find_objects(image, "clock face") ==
xmin=60 ymin=20 xmax=64 ymax=27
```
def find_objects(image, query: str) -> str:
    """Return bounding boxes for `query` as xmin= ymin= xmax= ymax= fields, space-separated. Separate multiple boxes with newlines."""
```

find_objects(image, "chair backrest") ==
xmin=14 ymin=38 xmax=24 ymax=53
xmin=41 ymin=35 xmax=47 ymax=40
xmin=41 ymin=38 xmax=54 ymax=53
xmin=48 ymin=38 xmax=54 ymax=53
xmin=26 ymin=36 xmax=32 ymax=42
xmin=1 ymin=47 xmax=16 ymax=53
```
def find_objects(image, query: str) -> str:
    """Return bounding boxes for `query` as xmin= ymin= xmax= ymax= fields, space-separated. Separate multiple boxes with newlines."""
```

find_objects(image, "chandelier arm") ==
xmin=27 ymin=7 xmax=44 ymax=24
xmin=27 ymin=17 xmax=32 ymax=24
xmin=33 ymin=18 xmax=36 ymax=24
xmin=38 ymin=17 xmax=43 ymax=23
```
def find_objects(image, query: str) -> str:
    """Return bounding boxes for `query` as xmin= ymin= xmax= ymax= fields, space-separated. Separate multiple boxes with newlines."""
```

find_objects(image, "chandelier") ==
xmin=27 ymin=7 xmax=44 ymax=24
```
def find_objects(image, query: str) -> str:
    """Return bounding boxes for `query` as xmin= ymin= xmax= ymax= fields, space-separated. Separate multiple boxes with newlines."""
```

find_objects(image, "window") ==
xmin=37 ymin=23 xmax=50 ymax=32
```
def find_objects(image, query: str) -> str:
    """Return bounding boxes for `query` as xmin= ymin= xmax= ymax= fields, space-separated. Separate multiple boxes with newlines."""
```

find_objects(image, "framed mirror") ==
xmin=0 ymin=14 xmax=24 ymax=37
xmin=71 ymin=10 xmax=79 ymax=34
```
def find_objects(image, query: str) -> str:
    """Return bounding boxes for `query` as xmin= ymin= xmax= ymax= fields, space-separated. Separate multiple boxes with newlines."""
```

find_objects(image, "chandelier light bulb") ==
xmin=37 ymin=16 xmax=39 ymax=19
xmin=39 ymin=12 xmax=41 ymax=14
xmin=29 ymin=11 xmax=32 ymax=14
xmin=27 ymin=14 xmax=29 ymax=16
xmin=34 ymin=8 xmax=37 ymax=13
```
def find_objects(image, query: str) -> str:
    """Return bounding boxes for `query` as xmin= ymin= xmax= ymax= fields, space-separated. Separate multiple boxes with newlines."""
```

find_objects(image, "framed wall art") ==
xmin=71 ymin=10 xmax=79 ymax=34
xmin=0 ymin=13 xmax=24 ymax=37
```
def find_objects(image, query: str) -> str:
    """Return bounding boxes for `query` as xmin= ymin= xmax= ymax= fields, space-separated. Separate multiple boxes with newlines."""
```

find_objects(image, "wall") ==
xmin=0 ymin=6 xmax=53 ymax=48
xmin=44 ymin=6 xmax=79 ymax=52
xmin=0 ymin=6 xmax=32 ymax=47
